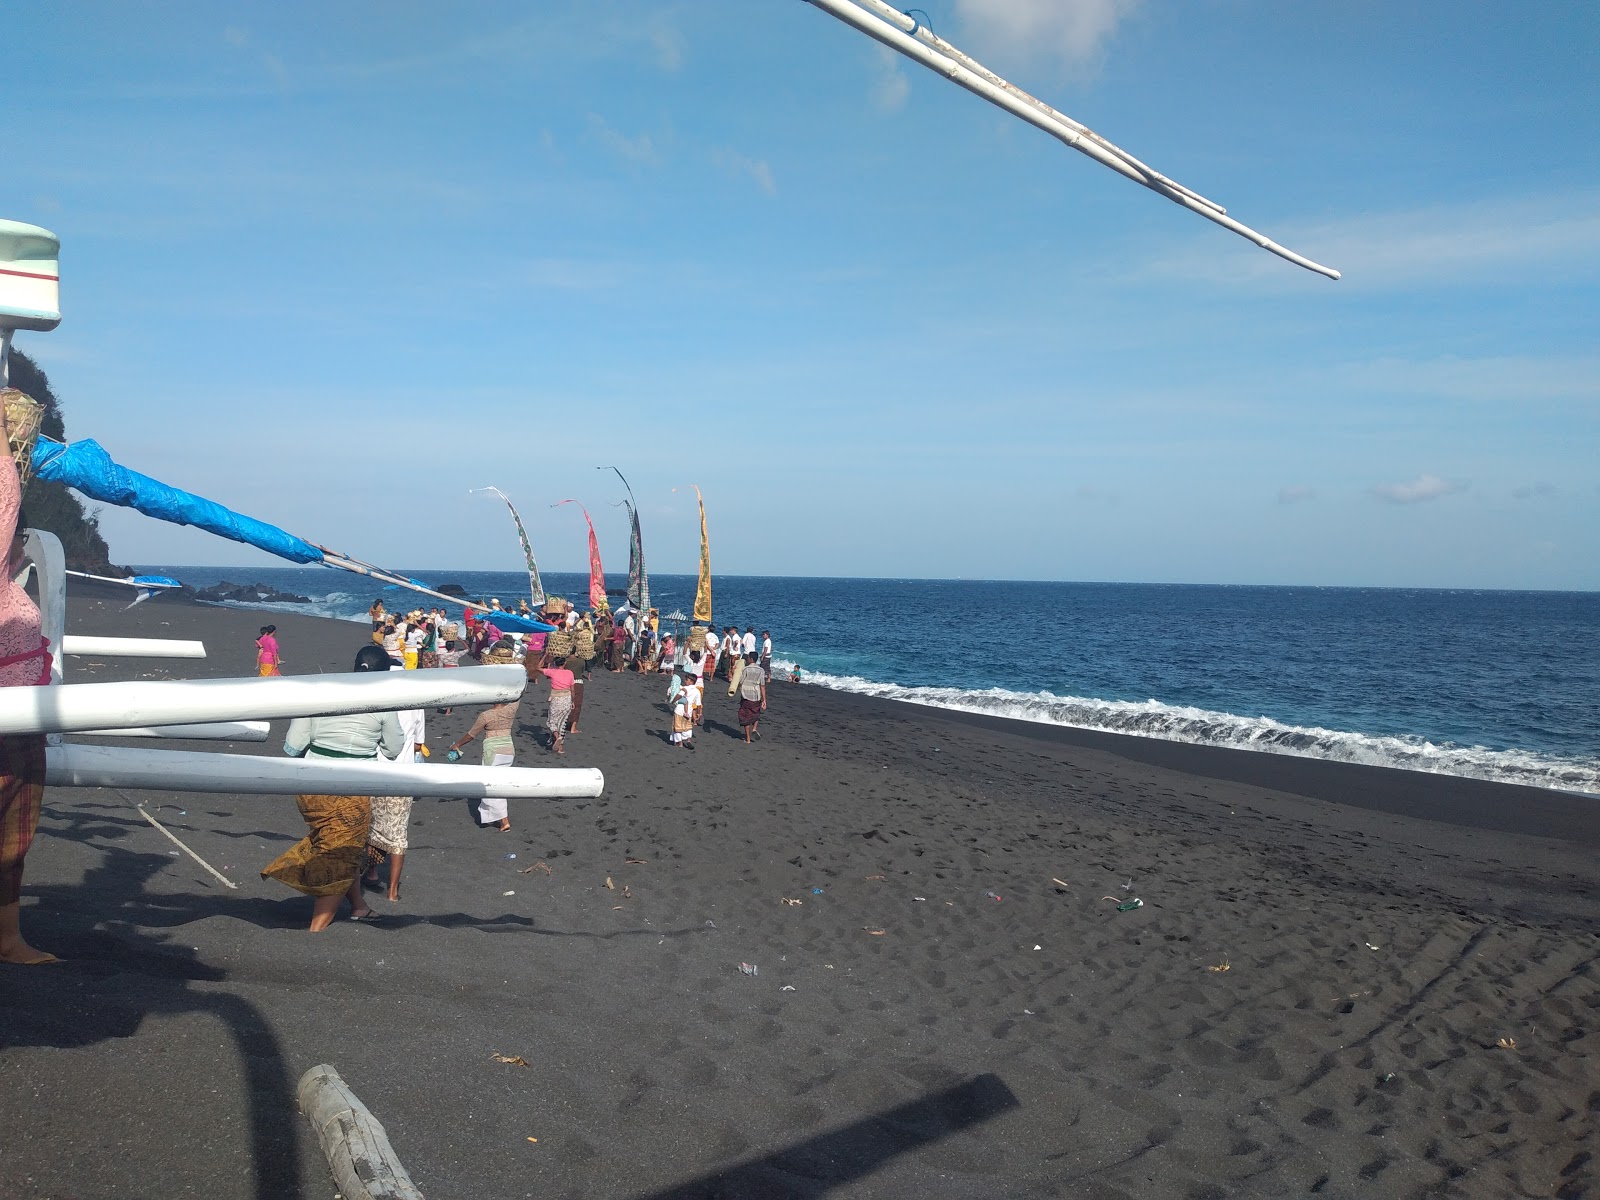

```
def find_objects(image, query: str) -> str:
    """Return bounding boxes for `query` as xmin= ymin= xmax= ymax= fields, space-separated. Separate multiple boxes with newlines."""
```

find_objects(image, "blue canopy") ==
xmin=130 ymin=575 xmax=183 ymax=588
xmin=32 ymin=438 xmax=323 ymax=564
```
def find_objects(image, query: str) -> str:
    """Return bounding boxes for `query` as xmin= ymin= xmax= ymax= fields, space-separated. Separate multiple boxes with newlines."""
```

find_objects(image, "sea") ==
xmin=142 ymin=567 xmax=1600 ymax=796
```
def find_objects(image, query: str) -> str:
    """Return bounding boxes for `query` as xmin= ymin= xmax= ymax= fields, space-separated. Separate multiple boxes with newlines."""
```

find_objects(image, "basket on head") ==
xmin=0 ymin=389 xmax=44 ymax=494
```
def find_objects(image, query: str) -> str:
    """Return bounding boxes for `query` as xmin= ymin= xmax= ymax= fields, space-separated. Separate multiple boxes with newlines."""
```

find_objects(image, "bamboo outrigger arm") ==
xmin=804 ymin=0 xmax=1340 ymax=280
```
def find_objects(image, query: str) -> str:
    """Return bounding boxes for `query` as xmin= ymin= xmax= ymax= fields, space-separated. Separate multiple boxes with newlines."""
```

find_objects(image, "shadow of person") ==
xmin=0 ymin=831 xmax=307 ymax=1200
xmin=634 ymin=1073 xmax=1020 ymax=1199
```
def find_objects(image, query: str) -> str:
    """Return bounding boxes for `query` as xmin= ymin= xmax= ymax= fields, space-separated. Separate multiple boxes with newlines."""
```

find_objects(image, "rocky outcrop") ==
xmin=194 ymin=581 xmax=311 ymax=605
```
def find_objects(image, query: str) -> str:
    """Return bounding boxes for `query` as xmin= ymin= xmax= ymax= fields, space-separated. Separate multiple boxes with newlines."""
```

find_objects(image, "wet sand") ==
xmin=1 ymin=593 xmax=1595 ymax=1199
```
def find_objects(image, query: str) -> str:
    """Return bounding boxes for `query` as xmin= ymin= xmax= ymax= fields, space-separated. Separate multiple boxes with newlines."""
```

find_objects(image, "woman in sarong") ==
xmin=0 ymin=406 xmax=57 ymax=963
xmin=448 ymin=642 xmax=521 ymax=829
xmin=262 ymin=645 xmax=403 ymax=931
xmin=418 ymin=620 xmax=440 ymax=669
xmin=537 ymin=656 xmax=574 ymax=756
xmin=364 ymin=706 xmax=425 ymax=902
xmin=255 ymin=625 xmax=282 ymax=676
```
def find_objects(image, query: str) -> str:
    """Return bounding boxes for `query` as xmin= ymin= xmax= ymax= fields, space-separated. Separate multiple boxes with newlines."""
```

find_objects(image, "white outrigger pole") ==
xmin=0 ymin=219 xmax=603 ymax=805
xmin=804 ymin=0 xmax=1340 ymax=280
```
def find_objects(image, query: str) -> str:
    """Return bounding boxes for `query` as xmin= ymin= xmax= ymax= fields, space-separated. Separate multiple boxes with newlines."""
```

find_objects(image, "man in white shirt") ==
xmin=742 ymin=627 xmax=756 ymax=657
xmin=760 ymin=631 xmax=772 ymax=675
xmin=703 ymin=627 xmax=720 ymax=674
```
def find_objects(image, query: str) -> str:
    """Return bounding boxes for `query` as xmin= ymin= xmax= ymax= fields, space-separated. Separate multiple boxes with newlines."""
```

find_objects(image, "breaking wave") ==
xmin=776 ymin=662 xmax=1599 ymax=795
xmin=201 ymin=593 xmax=367 ymax=625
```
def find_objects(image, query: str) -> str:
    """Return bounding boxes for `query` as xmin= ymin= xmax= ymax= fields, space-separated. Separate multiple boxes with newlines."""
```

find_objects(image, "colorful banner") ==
xmin=692 ymin=485 xmax=711 ymax=625
xmin=475 ymin=486 xmax=544 ymax=606
xmin=554 ymin=499 xmax=606 ymax=610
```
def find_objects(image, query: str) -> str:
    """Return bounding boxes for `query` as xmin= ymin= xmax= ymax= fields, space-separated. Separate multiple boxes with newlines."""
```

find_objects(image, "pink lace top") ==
xmin=0 ymin=453 xmax=49 ymax=688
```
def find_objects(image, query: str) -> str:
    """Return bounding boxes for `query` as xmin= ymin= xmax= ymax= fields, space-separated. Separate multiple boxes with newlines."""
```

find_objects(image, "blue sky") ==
xmin=7 ymin=1 xmax=1597 ymax=588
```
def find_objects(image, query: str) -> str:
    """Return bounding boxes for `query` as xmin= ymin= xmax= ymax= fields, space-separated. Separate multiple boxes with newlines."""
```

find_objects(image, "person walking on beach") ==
xmin=737 ymin=652 xmax=767 ymax=743
xmin=535 ymin=655 xmax=575 ymax=755
xmin=446 ymin=641 xmax=520 ymax=831
xmin=760 ymin=630 xmax=772 ymax=677
xmin=364 ymin=705 xmax=425 ymax=902
xmin=669 ymin=672 xmax=698 ymax=750
xmin=262 ymin=644 xmax=401 ymax=932
xmin=0 ymin=422 xmax=59 ymax=963
xmin=568 ymin=616 xmax=595 ymax=734
xmin=255 ymin=625 xmax=282 ymax=676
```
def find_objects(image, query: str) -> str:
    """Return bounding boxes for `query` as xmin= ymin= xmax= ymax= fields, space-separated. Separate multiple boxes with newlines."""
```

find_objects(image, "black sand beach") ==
xmin=1 ymin=595 xmax=1595 ymax=1199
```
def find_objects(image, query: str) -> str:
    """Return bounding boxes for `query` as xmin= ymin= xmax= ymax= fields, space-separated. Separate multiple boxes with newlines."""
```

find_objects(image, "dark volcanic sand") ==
xmin=1 ymin=595 xmax=1595 ymax=1199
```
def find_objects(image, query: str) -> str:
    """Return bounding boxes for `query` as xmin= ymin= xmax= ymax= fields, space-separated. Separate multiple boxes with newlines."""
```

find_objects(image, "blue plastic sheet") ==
xmin=478 ymin=610 xmax=558 ymax=634
xmin=32 ymin=438 xmax=323 ymax=565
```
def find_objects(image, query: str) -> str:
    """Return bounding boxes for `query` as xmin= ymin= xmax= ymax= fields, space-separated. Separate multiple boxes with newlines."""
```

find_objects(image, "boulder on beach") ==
xmin=194 ymin=580 xmax=312 ymax=605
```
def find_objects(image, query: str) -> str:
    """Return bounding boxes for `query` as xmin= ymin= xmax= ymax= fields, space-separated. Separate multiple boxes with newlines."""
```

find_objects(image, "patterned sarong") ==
xmin=368 ymin=796 xmax=413 ymax=853
xmin=261 ymin=794 xmax=372 ymax=896
xmin=0 ymin=733 xmax=46 ymax=905
xmin=546 ymin=691 xmax=573 ymax=734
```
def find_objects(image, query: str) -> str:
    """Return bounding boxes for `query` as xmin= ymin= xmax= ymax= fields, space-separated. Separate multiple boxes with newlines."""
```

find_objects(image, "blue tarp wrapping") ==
xmin=31 ymin=438 xmax=323 ymax=565
xmin=130 ymin=575 xmax=183 ymax=588
xmin=478 ymin=610 xmax=558 ymax=634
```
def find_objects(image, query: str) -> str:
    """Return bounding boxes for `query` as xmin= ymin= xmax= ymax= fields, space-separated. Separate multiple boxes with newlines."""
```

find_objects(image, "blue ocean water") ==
xmin=145 ymin=566 xmax=1600 ymax=794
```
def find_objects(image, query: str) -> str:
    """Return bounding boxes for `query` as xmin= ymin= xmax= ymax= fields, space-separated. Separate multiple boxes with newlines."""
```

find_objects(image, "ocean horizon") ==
xmin=134 ymin=565 xmax=1600 ymax=797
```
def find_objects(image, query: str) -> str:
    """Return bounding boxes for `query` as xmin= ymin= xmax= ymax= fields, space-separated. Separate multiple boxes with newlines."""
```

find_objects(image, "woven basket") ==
xmin=0 ymin=389 xmax=44 ymax=494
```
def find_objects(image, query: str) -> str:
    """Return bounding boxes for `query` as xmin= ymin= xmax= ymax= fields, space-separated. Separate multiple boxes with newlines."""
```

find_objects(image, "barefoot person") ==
xmin=262 ymin=644 xmax=402 ymax=932
xmin=364 ymin=705 xmax=425 ymax=902
xmin=0 ymin=410 xmax=57 ymax=963
xmin=737 ymin=652 xmax=767 ymax=743
xmin=447 ymin=642 xmax=520 ymax=831
xmin=535 ymin=655 xmax=575 ymax=755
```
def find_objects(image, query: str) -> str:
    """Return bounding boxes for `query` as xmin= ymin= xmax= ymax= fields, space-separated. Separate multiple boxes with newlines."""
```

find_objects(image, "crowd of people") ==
xmin=257 ymin=595 xmax=789 ymax=930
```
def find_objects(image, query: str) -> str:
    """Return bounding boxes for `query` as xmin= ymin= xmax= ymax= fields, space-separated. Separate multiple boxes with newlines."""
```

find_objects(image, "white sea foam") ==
xmin=775 ymin=661 xmax=1600 ymax=795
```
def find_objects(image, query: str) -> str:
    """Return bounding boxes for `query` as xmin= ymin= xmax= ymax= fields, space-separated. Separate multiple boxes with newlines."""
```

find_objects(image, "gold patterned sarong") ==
xmin=261 ymin=794 xmax=372 ymax=896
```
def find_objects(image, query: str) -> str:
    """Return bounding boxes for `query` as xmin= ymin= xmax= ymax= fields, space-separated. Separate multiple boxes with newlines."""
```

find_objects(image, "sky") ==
xmin=5 ymin=1 xmax=1598 ymax=589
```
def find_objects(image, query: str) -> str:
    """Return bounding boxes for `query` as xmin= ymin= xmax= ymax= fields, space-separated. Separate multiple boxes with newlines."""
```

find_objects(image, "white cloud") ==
xmin=872 ymin=46 xmax=909 ymax=113
xmin=1371 ymin=474 xmax=1467 ymax=504
xmin=712 ymin=148 xmax=777 ymax=196
xmin=587 ymin=115 xmax=659 ymax=166
xmin=955 ymin=0 xmax=1140 ymax=66
xmin=1277 ymin=486 xmax=1316 ymax=505
xmin=650 ymin=27 xmax=685 ymax=73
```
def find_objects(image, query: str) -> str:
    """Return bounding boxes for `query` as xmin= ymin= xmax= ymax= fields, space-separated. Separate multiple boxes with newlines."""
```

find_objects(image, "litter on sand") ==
xmin=781 ymin=898 xmax=803 ymax=906
xmin=604 ymin=877 xmax=615 ymax=890
xmin=1033 ymin=945 xmax=1042 ymax=951
xmin=1207 ymin=960 xmax=1231 ymax=972
xmin=519 ymin=861 xmax=553 ymax=875
xmin=526 ymin=1137 xmax=539 ymax=1143
xmin=1497 ymin=1037 xmax=1518 ymax=1050
xmin=864 ymin=928 xmax=887 ymax=936
xmin=1115 ymin=899 xmax=1143 ymax=912
xmin=491 ymin=1054 xmax=530 ymax=1067
xmin=739 ymin=962 xmax=759 ymax=976
xmin=502 ymin=890 xmax=515 ymax=897
xmin=913 ymin=896 xmax=926 ymax=901
xmin=986 ymin=891 xmax=1002 ymax=901
xmin=1051 ymin=878 xmax=1070 ymax=889
xmin=781 ymin=985 xmax=796 ymax=992
xmin=625 ymin=858 xmax=649 ymax=865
